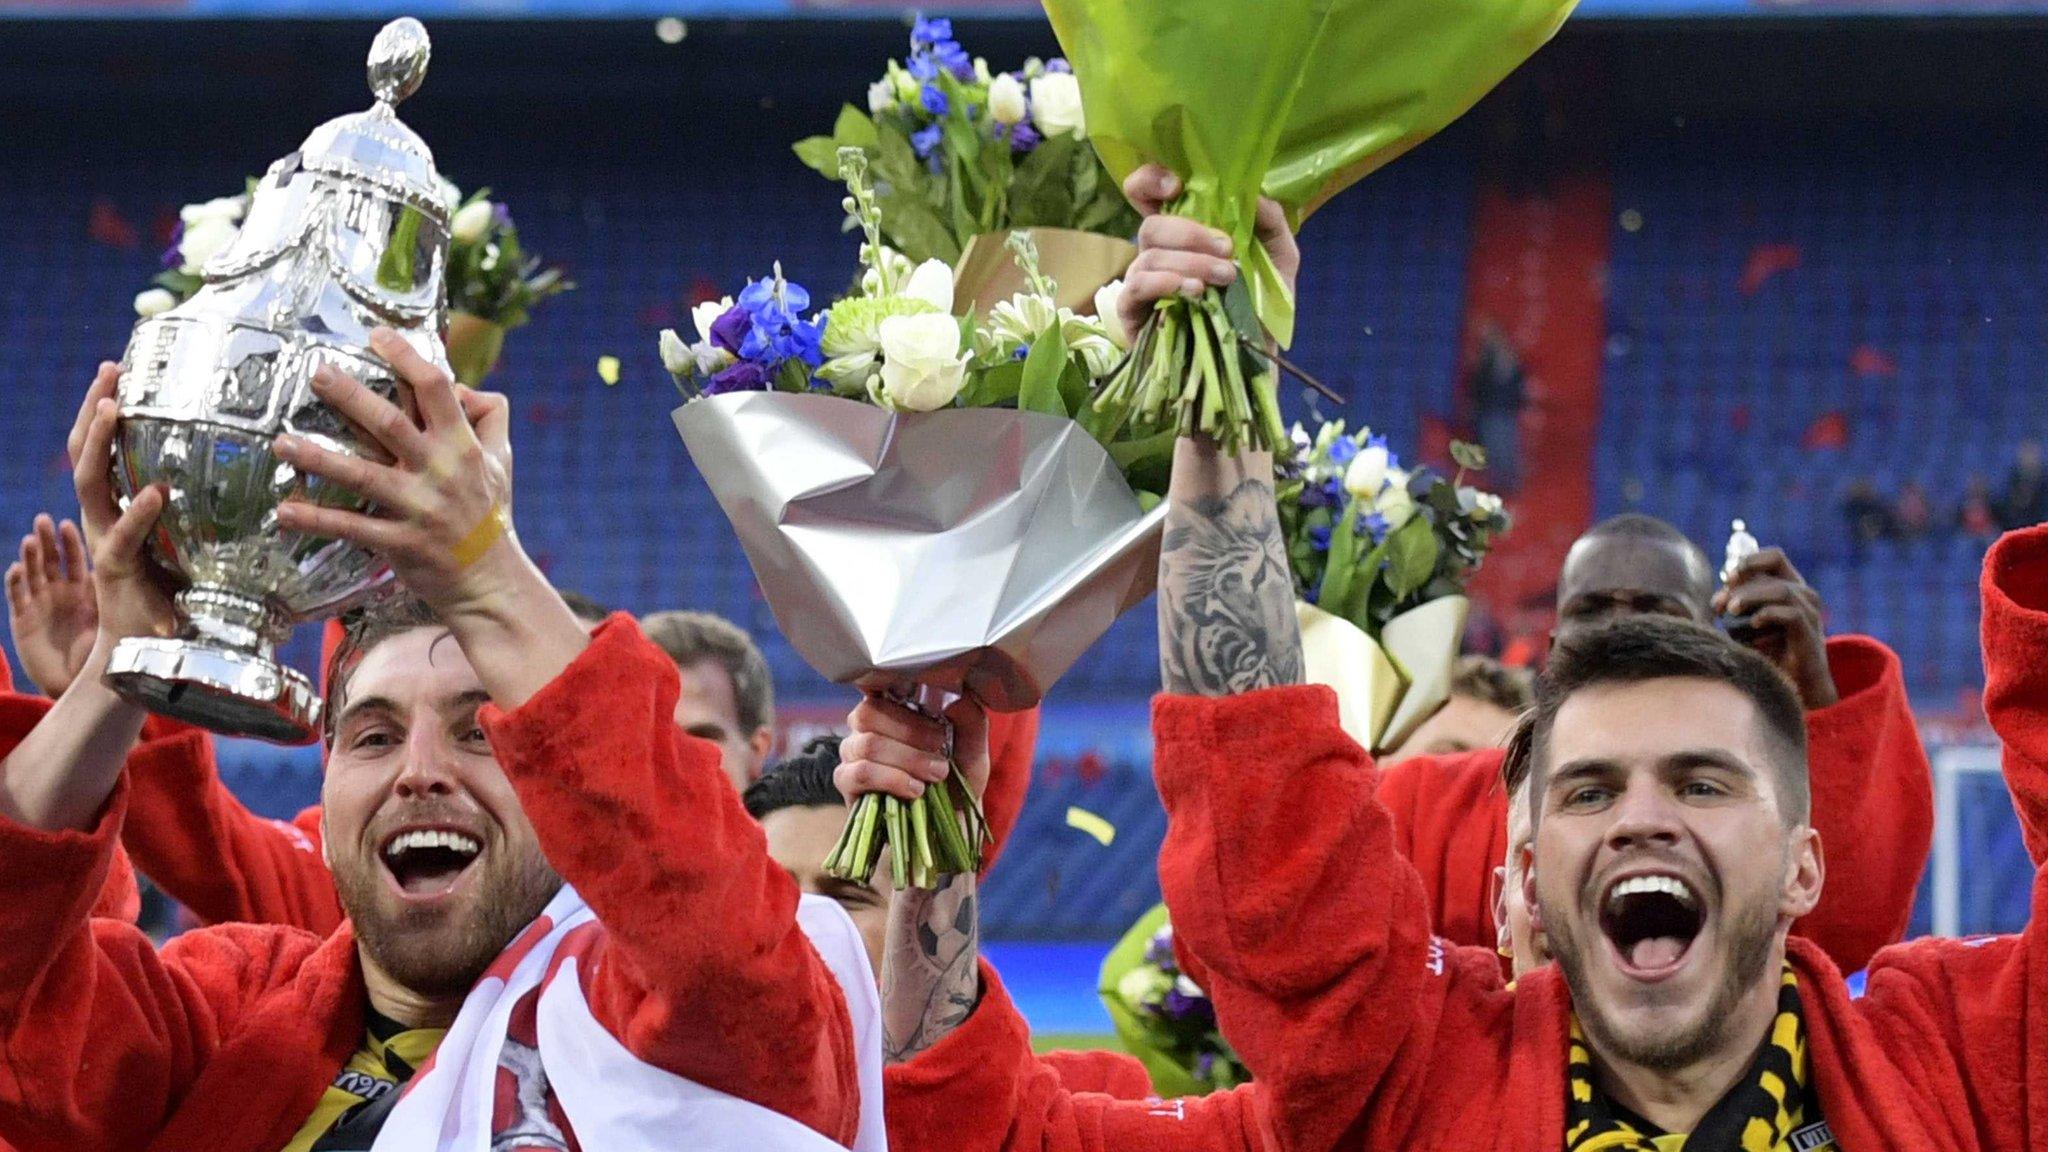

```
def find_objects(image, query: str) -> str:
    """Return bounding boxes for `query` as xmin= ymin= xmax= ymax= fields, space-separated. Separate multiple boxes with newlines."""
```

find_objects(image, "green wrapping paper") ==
xmin=1045 ymin=0 xmax=1576 ymax=347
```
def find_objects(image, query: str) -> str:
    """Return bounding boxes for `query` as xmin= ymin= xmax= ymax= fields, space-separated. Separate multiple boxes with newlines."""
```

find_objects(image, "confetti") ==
xmin=597 ymin=355 xmax=621 ymax=386
xmin=1065 ymin=806 xmax=1116 ymax=846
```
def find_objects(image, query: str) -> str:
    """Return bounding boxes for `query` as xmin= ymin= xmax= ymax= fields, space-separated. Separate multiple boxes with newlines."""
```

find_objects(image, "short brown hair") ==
xmin=322 ymin=594 xmax=445 ymax=745
xmin=1452 ymin=655 xmax=1534 ymax=713
xmin=1527 ymin=616 xmax=1809 ymax=826
xmin=638 ymin=610 xmax=775 ymax=734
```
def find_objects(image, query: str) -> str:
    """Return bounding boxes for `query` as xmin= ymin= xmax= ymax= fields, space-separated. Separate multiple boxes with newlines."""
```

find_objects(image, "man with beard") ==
xmin=0 ymin=334 xmax=871 ymax=1152
xmin=872 ymin=425 xmax=2044 ymax=1149
xmin=1116 ymin=163 xmax=1929 ymax=977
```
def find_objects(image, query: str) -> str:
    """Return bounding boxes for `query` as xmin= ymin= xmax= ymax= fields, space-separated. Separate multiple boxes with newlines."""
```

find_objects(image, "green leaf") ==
xmin=1008 ymin=134 xmax=1082 ymax=228
xmin=1316 ymin=508 xmax=1364 ymax=616
xmin=833 ymin=104 xmax=880 ymax=151
xmin=958 ymin=359 xmax=1024 ymax=408
xmin=878 ymin=189 xmax=962 ymax=265
xmin=1221 ymin=278 xmax=1263 ymax=344
xmin=1382 ymin=516 xmax=1441 ymax=600
xmin=1018 ymin=323 xmax=1070 ymax=417
xmin=793 ymin=135 xmax=848 ymax=179
xmin=1450 ymin=440 xmax=1489 ymax=471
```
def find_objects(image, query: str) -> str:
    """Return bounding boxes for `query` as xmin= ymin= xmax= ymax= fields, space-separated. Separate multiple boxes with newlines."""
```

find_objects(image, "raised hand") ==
xmin=834 ymin=694 xmax=992 ymax=805
xmin=1157 ymin=436 xmax=1303 ymax=697
xmin=271 ymin=329 xmax=517 ymax=619
xmin=5 ymin=516 xmax=99 ymax=698
xmin=69 ymin=364 xmax=177 ymax=652
xmin=1116 ymin=163 xmax=1300 ymax=346
xmin=1713 ymin=547 xmax=1838 ymax=710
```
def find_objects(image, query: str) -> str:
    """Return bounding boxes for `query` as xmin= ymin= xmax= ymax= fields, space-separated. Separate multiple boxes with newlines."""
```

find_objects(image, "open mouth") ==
xmin=1599 ymin=873 xmax=1704 ymax=980
xmin=380 ymin=827 xmax=483 ymax=899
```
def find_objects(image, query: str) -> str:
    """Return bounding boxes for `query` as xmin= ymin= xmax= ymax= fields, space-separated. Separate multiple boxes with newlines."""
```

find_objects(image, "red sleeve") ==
xmin=1980 ymin=526 xmax=2048 ymax=861
xmin=0 ymin=694 xmax=310 ymax=1150
xmin=980 ymin=706 xmax=1040 ymax=877
xmin=481 ymin=614 xmax=856 ymax=1144
xmin=1793 ymin=635 xmax=1932 ymax=973
xmin=1373 ymin=750 xmax=1510 ymax=953
xmin=1154 ymin=686 xmax=1496 ymax=1152
xmin=883 ymin=959 xmax=1268 ymax=1152
xmin=1037 ymin=1048 xmax=1157 ymax=1099
xmin=119 ymin=723 xmax=342 ymax=935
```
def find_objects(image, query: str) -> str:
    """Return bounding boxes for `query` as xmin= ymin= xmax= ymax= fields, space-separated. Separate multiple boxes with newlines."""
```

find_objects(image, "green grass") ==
xmin=1030 ymin=1032 xmax=1121 ymax=1054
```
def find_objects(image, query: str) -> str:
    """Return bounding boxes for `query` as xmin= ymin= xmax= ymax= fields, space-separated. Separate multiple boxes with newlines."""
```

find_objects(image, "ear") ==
xmin=1492 ymin=865 xmax=1513 ymax=954
xmin=1780 ymin=824 xmax=1824 ymax=920
xmin=748 ymin=726 xmax=776 ymax=781
xmin=1518 ymin=842 xmax=1543 ymax=936
xmin=319 ymin=809 xmax=334 ymax=871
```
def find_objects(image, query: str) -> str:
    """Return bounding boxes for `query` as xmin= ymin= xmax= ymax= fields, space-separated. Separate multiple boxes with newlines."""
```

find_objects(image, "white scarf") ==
xmin=370 ymin=886 xmax=887 ymax=1152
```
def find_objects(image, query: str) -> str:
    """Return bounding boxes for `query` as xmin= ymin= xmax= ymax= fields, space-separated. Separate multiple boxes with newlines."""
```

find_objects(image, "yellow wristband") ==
xmin=450 ymin=503 xmax=511 ymax=570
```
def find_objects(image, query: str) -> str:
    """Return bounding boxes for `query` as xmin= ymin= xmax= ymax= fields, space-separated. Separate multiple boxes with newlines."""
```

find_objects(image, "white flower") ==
xmin=1343 ymin=444 xmax=1391 ymax=499
xmin=867 ymin=80 xmax=896 ymax=115
xmin=692 ymin=344 xmax=735 ymax=377
xmin=692 ymin=296 xmax=734 ymax=343
xmin=1375 ymin=472 xmax=1416 ymax=530
xmin=1474 ymin=491 xmax=1505 ymax=516
xmin=875 ymin=313 xmax=968 ymax=412
xmin=658 ymin=328 xmax=692 ymax=376
xmin=177 ymin=216 xmax=239 ymax=274
xmin=891 ymin=63 xmax=921 ymax=104
xmin=988 ymin=73 xmax=1028 ymax=126
xmin=1029 ymin=73 xmax=1086 ymax=139
xmin=133 ymin=288 xmax=177 ymax=318
xmin=451 ymin=200 xmax=495 ymax=245
xmin=1092 ymin=279 xmax=1128 ymax=347
xmin=974 ymin=57 xmax=993 ymax=85
xmin=903 ymin=259 xmax=957 ymax=312
xmin=986 ymin=292 xmax=1061 ymax=349
xmin=1173 ymin=974 xmax=1206 ymax=999
xmin=436 ymin=178 xmax=464 ymax=214
xmin=179 ymin=195 xmax=246 ymax=226
xmin=859 ymin=246 xmax=918 ymax=298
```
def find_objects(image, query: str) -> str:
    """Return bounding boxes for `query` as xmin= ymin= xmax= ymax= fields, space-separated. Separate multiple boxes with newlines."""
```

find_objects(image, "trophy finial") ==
xmin=1721 ymin=518 xmax=1759 ymax=583
xmin=368 ymin=18 xmax=431 ymax=108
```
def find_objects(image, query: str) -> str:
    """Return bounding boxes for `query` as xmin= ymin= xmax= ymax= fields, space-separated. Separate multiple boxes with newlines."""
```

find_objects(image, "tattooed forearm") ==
xmin=1158 ymin=437 xmax=1304 ymax=697
xmin=881 ymin=869 xmax=980 ymax=1062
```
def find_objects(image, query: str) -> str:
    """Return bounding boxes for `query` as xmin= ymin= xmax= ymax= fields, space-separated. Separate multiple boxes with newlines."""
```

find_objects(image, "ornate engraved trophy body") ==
xmin=103 ymin=19 xmax=451 ymax=744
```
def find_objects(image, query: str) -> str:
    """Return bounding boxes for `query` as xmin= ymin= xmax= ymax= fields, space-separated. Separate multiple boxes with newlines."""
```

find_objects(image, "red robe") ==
xmin=1375 ymin=634 xmax=1932 ymax=973
xmin=0 ymin=618 xmax=858 ymax=1152
xmin=885 ymin=530 xmax=2048 ymax=1152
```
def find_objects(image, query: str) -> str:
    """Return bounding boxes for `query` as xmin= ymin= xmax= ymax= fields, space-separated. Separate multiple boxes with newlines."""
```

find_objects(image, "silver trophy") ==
xmin=103 ymin=18 xmax=451 ymax=744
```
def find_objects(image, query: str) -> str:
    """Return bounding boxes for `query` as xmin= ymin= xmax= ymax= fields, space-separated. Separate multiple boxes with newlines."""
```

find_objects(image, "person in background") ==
xmin=1958 ymin=474 xmax=2000 ymax=540
xmin=641 ymin=609 xmax=777 ymax=790
xmin=746 ymin=735 xmax=892 ymax=974
xmin=1841 ymin=476 xmax=1897 ymax=549
xmin=1893 ymin=480 xmax=1933 ymax=539
xmin=1380 ymin=654 xmax=1532 ymax=764
xmin=1998 ymin=438 xmax=2048 ymax=530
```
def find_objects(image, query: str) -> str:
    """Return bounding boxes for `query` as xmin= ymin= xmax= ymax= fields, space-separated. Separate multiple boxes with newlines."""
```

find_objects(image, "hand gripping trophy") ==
xmin=102 ymin=18 xmax=451 ymax=744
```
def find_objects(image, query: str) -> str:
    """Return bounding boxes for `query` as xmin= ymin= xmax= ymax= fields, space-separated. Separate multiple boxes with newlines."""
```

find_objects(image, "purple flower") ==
xmin=931 ymin=39 xmax=973 ymax=81
xmin=920 ymin=83 xmax=949 ymax=117
xmin=1360 ymin=511 xmax=1391 ymax=543
xmin=702 ymin=358 xmax=773 ymax=395
xmin=1144 ymin=928 xmax=1176 ymax=969
xmin=491 ymin=203 xmax=513 ymax=230
xmin=907 ymin=54 xmax=939 ymax=82
xmin=1195 ymin=1053 xmax=1217 ymax=1081
xmin=708 ymin=305 xmax=750 ymax=355
xmin=1008 ymin=121 xmax=1041 ymax=154
xmin=159 ymin=220 xmax=186 ymax=270
xmin=911 ymin=123 xmax=944 ymax=159
xmin=1044 ymin=57 xmax=1072 ymax=73
xmin=1308 ymin=525 xmax=1332 ymax=552
xmin=1160 ymin=988 xmax=1216 ymax=1027
xmin=910 ymin=15 xmax=953 ymax=46
xmin=1328 ymin=437 xmax=1359 ymax=465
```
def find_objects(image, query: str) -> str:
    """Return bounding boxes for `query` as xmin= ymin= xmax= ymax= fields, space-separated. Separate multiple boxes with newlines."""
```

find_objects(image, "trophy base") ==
xmin=104 ymin=637 xmax=321 ymax=746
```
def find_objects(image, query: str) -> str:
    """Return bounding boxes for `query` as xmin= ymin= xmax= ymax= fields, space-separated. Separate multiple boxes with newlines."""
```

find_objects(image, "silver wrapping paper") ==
xmin=675 ymin=392 xmax=1165 ymax=711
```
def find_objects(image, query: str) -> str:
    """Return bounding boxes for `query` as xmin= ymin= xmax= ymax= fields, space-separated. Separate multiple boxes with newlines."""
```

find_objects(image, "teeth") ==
xmin=384 ymin=829 xmax=481 ymax=860
xmin=1608 ymin=875 xmax=1697 ymax=909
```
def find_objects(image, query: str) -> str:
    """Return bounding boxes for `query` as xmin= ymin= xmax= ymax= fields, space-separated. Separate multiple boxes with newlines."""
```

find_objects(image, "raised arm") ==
xmin=273 ymin=330 xmax=858 ymax=1140
xmin=1979 ymin=524 xmax=2048 ymax=861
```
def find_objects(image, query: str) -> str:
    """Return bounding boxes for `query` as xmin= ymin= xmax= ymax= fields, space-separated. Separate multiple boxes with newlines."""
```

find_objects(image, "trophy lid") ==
xmin=289 ymin=18 xmax=448 ymax=226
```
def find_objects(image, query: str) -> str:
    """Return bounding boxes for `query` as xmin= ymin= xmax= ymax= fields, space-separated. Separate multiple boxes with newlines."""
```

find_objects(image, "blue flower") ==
xmin=1008 ymin=121 xmax=1041 ymax=153
xmin=1044 ymin=57 xmax=1073 ymax=73
xmin=911 ymin=123 xmax=944 ymax=159
xmin=907 ymin=54 xmax=939 ymax=82
xmin=1309 ymin=525 xmax=1332 ymax=552
xmin=708 ymin=305 xmax=750 ymax=355
xmin=920 ymin=83 xmax=949 ymax=117
xmin=1328 ymin=437 xmax=1359 ymax=465
xmin=1012 ymin=345 xmax=1030 ymax=361
xmin=160 ymin=220 xmax=185 ymax=270
xmin=1360 ymin=511 xmax=1391 ymax=543
xmin=703 ymin=358 xmax=772 ymax=396
xmin=930 ymin=39 xmax=973 ymax=81
xmin=910 ymin=15 xmax=953 ymax=46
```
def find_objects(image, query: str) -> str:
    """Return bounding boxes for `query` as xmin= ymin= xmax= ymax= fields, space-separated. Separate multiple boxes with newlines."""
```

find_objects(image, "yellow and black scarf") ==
xmin=1565 ymin=965 xmax=1839 ymax=1152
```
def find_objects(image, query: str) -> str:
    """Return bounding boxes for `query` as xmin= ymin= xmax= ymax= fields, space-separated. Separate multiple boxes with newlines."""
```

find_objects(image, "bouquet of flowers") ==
xmin=791 ymin=17 xmax=1138 ymax=315
xmin=1048 ymin=0 xmax=1576 ymax=454
xmin=660 ymin=150 xmax=1167 ymax=888
xmin=1098 ymin=905 xmax=1248 ymax=1096
xmin=133 ymin=180 xmax=570 ymax=385
xmin=1282 ymin=421 xmax=1509 ymax=751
